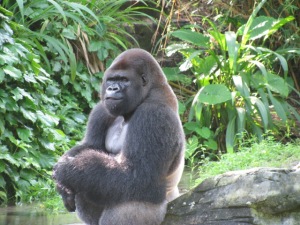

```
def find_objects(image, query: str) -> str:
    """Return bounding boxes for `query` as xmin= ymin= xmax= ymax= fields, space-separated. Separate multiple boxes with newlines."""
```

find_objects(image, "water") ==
xmin=0 ymin=169 xmax=195 ymax=225
xmin=0 ymin=204 xmax=82 ymax=225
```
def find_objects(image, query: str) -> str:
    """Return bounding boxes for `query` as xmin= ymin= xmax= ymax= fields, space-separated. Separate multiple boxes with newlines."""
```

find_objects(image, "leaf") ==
xmin=209 ymin=30 xmax=226 ymax=51
xmin=17 ymin=88 xmax=34 ymax=100
xmin=0 ymin=70 xmax=4 ymax=82
xmin=88 ymin=41 xmax=103 ymax=52
xmin=197 ymin=127 xmax=211 ymax=139
xmin=266 ymin=73 xmax=289 ymax=97
xmin=287 ymin=103 xmax=300 ymax=123
xmin=233 ymin=75 xmax=250 ymax=97
xmin=236 ymin=107 xmax=246 ymax=134
xmin=163 ymin=67 xmax=192 ymax=84
xmin=196 ymin=55 xmax=217 ymax=76
xmin=226 ymin=116 xmax=236 ymax=153
xmin=239 ymin=16 xmax=276 ymax=40
xmin=38 ymin=138 xmax=55 ymax=151
xmin=62 ymin=27 xmax=77 ymax=40
xmin=46 ymin=85 xmax=60 ymax=96
xmin=251 ymin=60 xmax=268 ymax=77
xmin=20 ymin=107 xmax=37 ymax=122
xmin=165 ymin=43 xmax=189 ymax=56
xmin=204 ymin=138 xmax=218 ymax=151
xmin=171 ymin=29 xmax=210 ymax=47
xmin=250 ymin=96 xmax=269 ymax=128
xmin=5 ymin=97 xmax=19 ymax=111
xmin=256 ymin=46 xmax=288 ymax=78
xmin=97 ymin=49 xmax=109 ymax=61
xmin=225 ymin=31 xmax=239 ymax=73
xmin=268 ymin=92 xmax=287 ymax=122
xmin=240 ymin=0 xmax=267 ymax=45
xmin=37 ymin=111 xmax=59 ymax=127
xmin=48 ymin=0 xmax=67 ymax=22
xmin=0 ymin=119 xmax=4 ymax=134
xmin=197 ymin=84 xmax=232 ymax=105
xmin=185 ymin=136 xmax=199 ymax=158
xmin=3 ymin=65 xmax=22 ymax=79
xmin=266 ymin=16 xmax=294 ymax=40
xmin=17 ymin=128 xmax=32 ymax=142
xmin=0 ymin=153 xmax=20 ymax=166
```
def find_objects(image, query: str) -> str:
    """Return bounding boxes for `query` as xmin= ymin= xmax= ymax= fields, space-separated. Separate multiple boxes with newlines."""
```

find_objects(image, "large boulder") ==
xmin=163 ymin=167 xmax=300 ymax=225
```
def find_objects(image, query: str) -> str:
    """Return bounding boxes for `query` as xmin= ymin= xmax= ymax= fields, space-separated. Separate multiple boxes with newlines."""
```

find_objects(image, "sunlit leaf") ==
xmin=37 ymin=111 xmax=59 ymax=126
xmin=268 ymin=92 xmax=287 ymax=122
xmin=266 ymin=73 xmax=289 ymax=97
xmin=171 ymin=29 xmax=210 ymax=47
xmin=225 ymin=31 xmax=239 ymax=73
xmin=3 ymin=65 xmax=22 ymax=79
xmin=233 ymin=75 xmax=250 ymax=97
xmin=204 ymin=138 xmax=218 ymax=151
xmin=226 ymin=116 xmax=236 ymax=154
xmin=250 ymin=96 xmax=269 ymax=128
xmin=185 ymin=136 xmax=199 ymax=158
xmin=197 ymin=84 xmax=232 ymax=105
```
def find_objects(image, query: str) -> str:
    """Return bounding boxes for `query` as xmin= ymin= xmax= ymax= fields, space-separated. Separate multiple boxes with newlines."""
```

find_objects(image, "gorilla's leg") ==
xmin=99 ymin=201 xmax=167 ymax=225
xmin=75 ymin=193 xmax=104 ymax=225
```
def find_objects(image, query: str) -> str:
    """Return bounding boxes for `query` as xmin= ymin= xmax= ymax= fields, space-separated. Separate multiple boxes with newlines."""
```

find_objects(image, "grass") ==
xmin=195 ymin=137 xmax=300 ymax=185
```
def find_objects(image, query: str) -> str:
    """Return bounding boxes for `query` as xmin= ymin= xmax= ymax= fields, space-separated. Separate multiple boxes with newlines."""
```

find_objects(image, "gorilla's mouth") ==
xmin=105 ymin=97 xmax=123 ymax=101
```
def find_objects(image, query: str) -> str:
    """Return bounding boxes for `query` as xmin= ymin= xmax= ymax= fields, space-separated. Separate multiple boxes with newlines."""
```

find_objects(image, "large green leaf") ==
xmin=171 ymin=29 xmax=209 ymax=47
xmin=233 ymin=75 xmax=250 ymax=97
xmin=225 ymin=31 xmax=239 ymax=73
xmin=250 ymin=96 xmax=269 ymax=128
xmin=3 ymin=65 xmax=22 ymax=79
xmin=266 ymin=73 xmax=289 ymax=97
xmin=196 ymin=84 xmax=232 ymax=105
xmin=226 ymin=116 xmax=236 ymax=154
xmin=17 ymin=128 xmax=32 ymax=142
xmin=268 ymin=92 xmax=287 ymax=122
xmin=36 ymin=111 xmax=59 ymax=127
xmin=240 ymin=0 xmax=267 ymax=45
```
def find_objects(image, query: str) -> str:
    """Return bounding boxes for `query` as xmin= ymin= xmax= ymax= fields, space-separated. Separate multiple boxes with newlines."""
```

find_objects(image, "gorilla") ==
xmin=53 ymin=48 xmax=185 ymax=225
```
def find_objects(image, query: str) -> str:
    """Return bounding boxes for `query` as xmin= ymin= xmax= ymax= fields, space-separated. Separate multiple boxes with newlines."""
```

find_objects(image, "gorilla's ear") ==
xmin=141 ymin=74 xmax=148 ymax=86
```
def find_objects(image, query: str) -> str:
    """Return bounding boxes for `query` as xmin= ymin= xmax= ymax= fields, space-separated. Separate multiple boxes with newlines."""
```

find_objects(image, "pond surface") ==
xmin=0 ymin=204 xmax=83 ymax=225
xmin=0 ymin=169 xmax=195 ymax=225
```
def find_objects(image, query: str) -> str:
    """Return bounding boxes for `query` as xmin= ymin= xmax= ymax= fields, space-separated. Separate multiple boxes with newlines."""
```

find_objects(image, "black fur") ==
xmin=53 ymin=48 xmax=185 ymax=225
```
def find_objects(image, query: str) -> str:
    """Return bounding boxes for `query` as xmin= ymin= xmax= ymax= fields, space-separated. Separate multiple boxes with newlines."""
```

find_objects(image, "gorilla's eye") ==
xmin=107 ymin=76 xmax=128 ymax=83
xmin=120 ymin=77 xmax=128 ymax=82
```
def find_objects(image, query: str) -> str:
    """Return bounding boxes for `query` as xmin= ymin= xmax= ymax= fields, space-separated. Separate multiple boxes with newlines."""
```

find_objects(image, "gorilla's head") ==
xmin=101 ymin=48 xmax=172 ymax=118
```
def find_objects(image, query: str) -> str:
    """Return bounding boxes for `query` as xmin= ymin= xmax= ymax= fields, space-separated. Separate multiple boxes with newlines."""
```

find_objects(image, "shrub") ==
xmin=167 ymin=0 xmax=300 ymax=158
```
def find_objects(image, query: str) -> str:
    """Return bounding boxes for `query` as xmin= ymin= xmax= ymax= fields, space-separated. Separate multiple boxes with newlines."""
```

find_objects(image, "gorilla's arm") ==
xmin=63 ymin=102 xmax=115 ymax=158
xmin=54 ymin=104 xmax=184 ymax=204
xmin=53 ymin=102 xmax=115 ymax=211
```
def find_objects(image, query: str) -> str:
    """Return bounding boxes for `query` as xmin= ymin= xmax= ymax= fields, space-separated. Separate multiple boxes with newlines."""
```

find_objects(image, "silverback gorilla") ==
xmin=53 ymin=48 xmax=185 ymax=225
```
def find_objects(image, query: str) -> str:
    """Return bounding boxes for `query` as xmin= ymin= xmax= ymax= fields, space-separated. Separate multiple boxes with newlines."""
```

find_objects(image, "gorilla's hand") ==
xmin=53 ymin=156 xmax=76 ymax=212
xmin=56 ymin=182 xmax=76 ymax=212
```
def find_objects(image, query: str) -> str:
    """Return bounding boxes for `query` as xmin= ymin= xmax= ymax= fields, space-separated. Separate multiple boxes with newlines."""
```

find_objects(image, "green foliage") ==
xmin=0 ymin=0 xmax=156 ymax=205
xmin=0 ymin=7 xmax=61 ymax=204
xmin=167 ymin=0 xmax=300 ymax=156
xmin=3 ymin=0 xmax=153 ymax=79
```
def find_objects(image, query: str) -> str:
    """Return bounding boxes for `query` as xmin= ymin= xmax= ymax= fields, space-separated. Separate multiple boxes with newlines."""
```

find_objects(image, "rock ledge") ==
xmin=163 ymin=167 xmax=300 ymax=225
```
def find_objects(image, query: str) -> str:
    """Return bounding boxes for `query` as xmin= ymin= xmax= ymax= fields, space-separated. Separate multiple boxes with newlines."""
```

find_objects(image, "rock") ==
xmin=163 ymin=168 xmax=300 ymax=225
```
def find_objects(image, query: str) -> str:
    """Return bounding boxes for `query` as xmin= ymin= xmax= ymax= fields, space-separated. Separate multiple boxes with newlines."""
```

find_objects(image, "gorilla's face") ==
xmin=102 ymin=66 xmax=146 ymax=117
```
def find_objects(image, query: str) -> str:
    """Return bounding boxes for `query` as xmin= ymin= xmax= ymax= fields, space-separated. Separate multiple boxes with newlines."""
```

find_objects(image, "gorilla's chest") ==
xmin=105 ymin=116 xmax=128 ymax=154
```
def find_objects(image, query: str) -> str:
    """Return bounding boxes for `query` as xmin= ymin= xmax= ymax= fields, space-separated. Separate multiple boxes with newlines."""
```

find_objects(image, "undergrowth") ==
xmin=195 ymin=137 xmax=300 ymax=185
